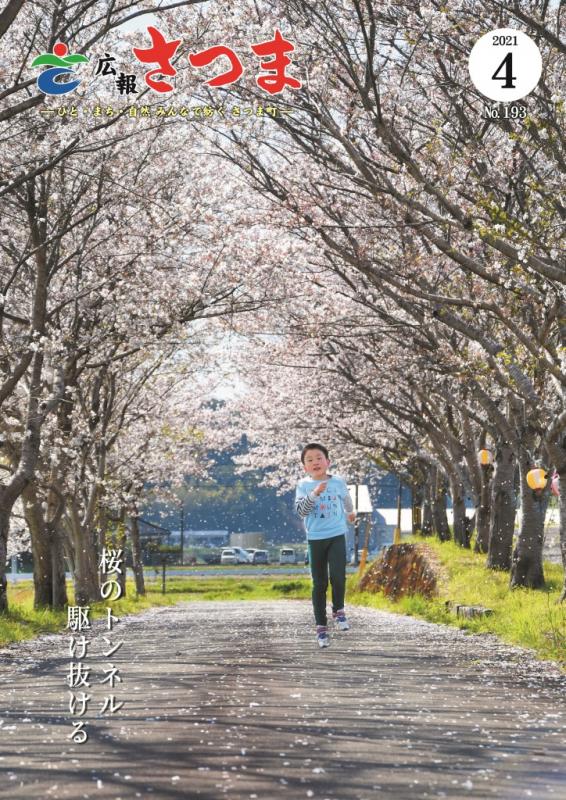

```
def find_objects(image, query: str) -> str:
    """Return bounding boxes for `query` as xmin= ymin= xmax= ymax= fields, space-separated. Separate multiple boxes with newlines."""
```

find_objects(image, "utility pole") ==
xmin=394 ymin=476 xmax=402 ymax=544
xmin=180 ymin=504 xmax=185 ymax=566
xmin=353 ymin=484 xmax=359 ymax=565
xmin=348 ymin=483 xmax=373 ymax=566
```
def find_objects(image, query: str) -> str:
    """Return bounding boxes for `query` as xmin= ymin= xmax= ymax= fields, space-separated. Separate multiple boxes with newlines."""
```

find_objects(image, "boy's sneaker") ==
xmin=316 ymin=626 xmax=330 ymax=648
xmin=333 ymin=610 xmax=350 ymax=631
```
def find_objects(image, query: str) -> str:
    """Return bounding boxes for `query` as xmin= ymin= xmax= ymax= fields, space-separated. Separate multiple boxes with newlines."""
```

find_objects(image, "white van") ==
xmin=221 ymin=547 xmax=250 ymax=565
xmin=279 ymin=547 xmax=296 ymax=565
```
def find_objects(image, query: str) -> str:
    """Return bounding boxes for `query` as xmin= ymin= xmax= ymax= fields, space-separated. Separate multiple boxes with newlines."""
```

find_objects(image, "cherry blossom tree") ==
xmin=1 ymin=0 xmax=564 ymax=609
xmin=194 ymin=0 xmax=564 ymax=592
xmin=0 ymin=9 xmax=293 ymax=609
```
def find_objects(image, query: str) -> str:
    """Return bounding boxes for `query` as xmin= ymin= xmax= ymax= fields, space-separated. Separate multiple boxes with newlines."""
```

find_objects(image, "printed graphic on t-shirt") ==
xmin=315 ymin=492 xmax=340 ymax=519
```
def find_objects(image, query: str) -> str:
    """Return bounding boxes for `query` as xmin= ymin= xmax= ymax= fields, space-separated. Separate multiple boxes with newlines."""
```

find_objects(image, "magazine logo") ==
xmin=31 ymin=28 xmax=301 ymax=97
xmin=31 ymin=42 xmax=90 ymax=95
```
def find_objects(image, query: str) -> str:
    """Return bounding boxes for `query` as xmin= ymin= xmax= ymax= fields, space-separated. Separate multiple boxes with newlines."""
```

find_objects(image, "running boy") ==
xmin=295 ymin=443 xmax=356 ymax=648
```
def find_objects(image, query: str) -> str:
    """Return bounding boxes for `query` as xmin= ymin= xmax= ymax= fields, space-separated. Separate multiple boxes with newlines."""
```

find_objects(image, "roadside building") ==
xmin=230 ymin=532 xmax=265 ymax=549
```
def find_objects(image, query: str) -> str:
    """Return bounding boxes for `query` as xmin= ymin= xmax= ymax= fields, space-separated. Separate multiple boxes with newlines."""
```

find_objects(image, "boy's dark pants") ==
xmin=308 ymin=534 xmax=347 ymax=626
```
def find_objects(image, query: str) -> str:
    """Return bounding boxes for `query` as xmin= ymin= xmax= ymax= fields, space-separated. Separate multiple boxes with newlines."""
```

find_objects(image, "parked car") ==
xmin=279 ymin=547 xmax=296 ymax=564
xmin=221 ymin=548 xmax=238 ymax=565
xmin=221 ymin=547 xmax=250 ymax=565
xmin=202 ymin=552 xmax=221 ymax=565
xmin=233 ymin=546 xmax=253 ymax=563
xmin=250 ymin=549 xmax=269 ymax=565
xmin=221 ymin=546 xmax=252 ymax=564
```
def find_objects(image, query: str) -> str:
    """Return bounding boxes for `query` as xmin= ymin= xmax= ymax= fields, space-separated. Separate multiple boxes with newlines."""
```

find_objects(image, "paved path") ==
xmin=1 ymin=600 xmax=565 ymax=800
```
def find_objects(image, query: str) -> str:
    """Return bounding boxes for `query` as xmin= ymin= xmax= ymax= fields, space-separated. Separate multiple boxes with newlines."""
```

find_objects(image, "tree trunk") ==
xmin=0 ymin=188 xmax=55 ymax=611
xmin=463 ymin=513 xmax=474 ymax=548
xmin=487 ymin=443 xmax=516 ymax=570
xmin=69 ymin=509 xmax=100 ymax=605
xmin=129 ymin=515 xmax=146 ymax=596
xmin=475 ymin=464 xmax=492 ymax=554
xmin=421 ymin=497 xmax=433 ymax=535
xmin=559 ymin=476 xmax=566 ymax=602
xmin=0 ymin=477 xmax=29 ymax=612
xmin=543 ymin=441 xmax=566 ymax=602
xmin=22 ymin=486 xmax=53 ymax=608
xmin=421 ymin=468 xmax=434 ymax=536
xmin=117 ymin=521 xmax=127 ymax=599
xmin=98 ymin=505 xmax=108 ymax=560
xmin=432 ymin=470 xmax=451 ymax=541
xmin=45 ymin=482 xmax=68 ymax=609
xmin=0 ymin=507 xmax=9 ymax=612
xmin=510 ymin=470 xmax=547 ymax=589
xmin=50 ymin=521 xmax=68 ymax=609
xmin=74 ymin=543 xmax=100 ymax=605
xmin=449 ymin=475 xmax=468 ymax=547
xmin=411 ymin=483 xmax=423 ymax=535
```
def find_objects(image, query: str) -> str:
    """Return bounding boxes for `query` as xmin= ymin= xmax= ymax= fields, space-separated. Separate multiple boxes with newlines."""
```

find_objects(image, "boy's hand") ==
xmin=313 ymin=482 xmax=328 ymax=496
xmin=347 ymin=512 xmax=356 ymax=524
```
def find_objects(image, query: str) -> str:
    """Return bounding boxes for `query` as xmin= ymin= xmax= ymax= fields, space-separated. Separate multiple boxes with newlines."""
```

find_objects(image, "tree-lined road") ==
xmin=1 ymin=600 xmax=565 ymax=799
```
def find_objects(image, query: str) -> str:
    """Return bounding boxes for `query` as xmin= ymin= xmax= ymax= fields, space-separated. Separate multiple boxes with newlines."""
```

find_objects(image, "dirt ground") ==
xmin=1 ymin=599 xmax=565 ymax=800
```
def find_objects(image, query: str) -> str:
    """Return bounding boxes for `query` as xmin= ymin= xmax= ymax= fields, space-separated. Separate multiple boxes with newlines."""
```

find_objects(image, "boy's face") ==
xmin=303 ymin=448 xmax=330 ymax=479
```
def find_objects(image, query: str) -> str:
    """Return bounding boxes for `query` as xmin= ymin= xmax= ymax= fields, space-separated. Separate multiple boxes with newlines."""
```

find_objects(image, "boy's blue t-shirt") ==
xmin=295 ymin=474 xmax=351 ymax=540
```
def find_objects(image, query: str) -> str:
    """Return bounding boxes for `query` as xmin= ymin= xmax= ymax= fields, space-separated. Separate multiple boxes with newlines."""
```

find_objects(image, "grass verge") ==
xmin=0 ymin=576 xmax=311 ymax=648
xmin=347 ymin=537 xmax=565 ymax=667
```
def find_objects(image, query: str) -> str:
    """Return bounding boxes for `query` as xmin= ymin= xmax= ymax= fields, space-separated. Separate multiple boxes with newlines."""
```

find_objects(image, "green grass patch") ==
xmin=348 ymin=537 xmax=565 ymax=667
xmin=0 ymin=575 xmax=311 ymax=647
xmin=271 ymin=580 xmax=308 ymax=594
